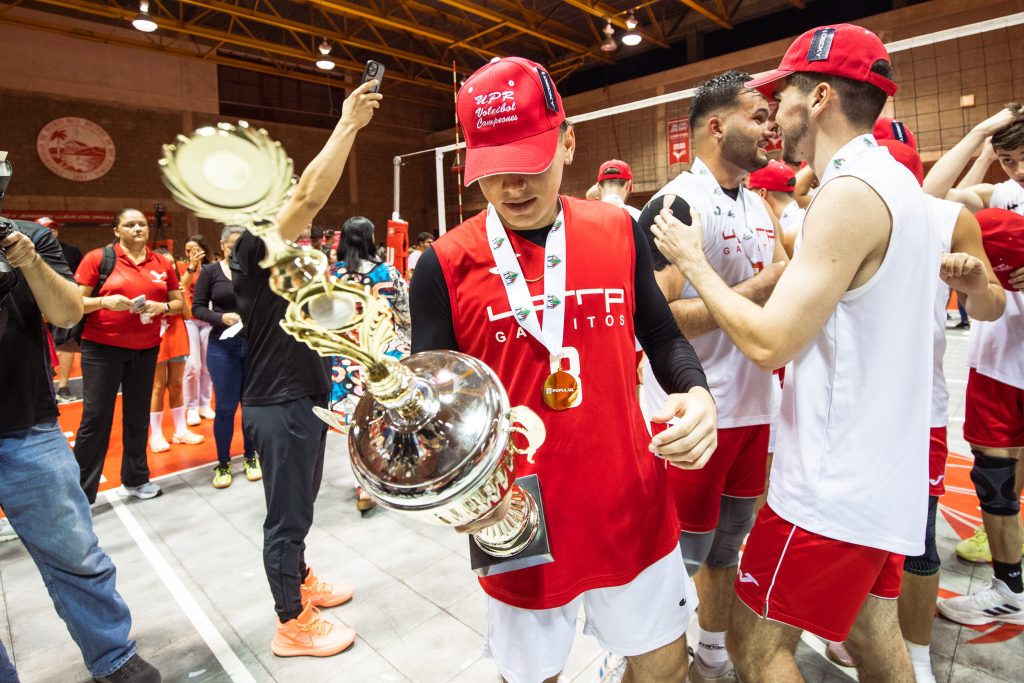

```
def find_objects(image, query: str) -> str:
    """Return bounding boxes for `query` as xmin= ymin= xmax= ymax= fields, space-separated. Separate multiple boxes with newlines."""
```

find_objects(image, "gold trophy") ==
xmin=160 ymin=123 xmax=552 ymax=574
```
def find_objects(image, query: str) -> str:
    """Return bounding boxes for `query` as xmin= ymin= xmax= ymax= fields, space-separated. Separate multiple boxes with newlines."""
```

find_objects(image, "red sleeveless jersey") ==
xmin=432 ymin=195 xmax=680 ymax=609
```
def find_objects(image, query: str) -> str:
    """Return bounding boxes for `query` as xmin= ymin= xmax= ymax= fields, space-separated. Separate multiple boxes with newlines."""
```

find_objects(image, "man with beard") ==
xmin=637 ymin=70 xmax=788 ymax=682
xmin=651 ymin=25 xmax=941 ymax=681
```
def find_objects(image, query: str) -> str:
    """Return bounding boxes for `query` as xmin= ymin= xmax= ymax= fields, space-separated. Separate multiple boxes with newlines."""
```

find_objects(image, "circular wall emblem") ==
xmin=36 ymin=117 xmax=116 ymax=182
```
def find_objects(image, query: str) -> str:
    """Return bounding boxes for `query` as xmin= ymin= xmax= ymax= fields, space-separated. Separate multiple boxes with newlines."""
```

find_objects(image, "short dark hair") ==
xmin=788 ymin=60 xmax=893 ymax=128
xmin=992 ymin=108 xmax=1024 ymax=152
xmin=599 ymin=179 xmax=629 ymax=190
xmin=310 ymin=225 xmax=324 ymax=239
xmin=689 ymin=71 xmax=756 ymax=128
xmin=415 ymin=231 xmax=434 ymax=243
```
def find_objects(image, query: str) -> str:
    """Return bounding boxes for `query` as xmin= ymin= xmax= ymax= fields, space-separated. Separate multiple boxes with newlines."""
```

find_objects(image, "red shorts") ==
xmin=652 ymin=423 xmax=770 ymax=533
xmin=929 ymin=427 xmax=948 ymax=497
xmin=964 ymin=368 xmax=1024 ymax=449
xmin=735 ymin=505 xmax=904 ymax=642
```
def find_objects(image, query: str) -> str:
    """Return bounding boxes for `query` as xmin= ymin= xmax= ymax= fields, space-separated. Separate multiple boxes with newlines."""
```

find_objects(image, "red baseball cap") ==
xmin=35 ymin=216 xmax=59 ymax=229
xmin=878 ymin=139 xmax=923 ymax=186
xmin=457 ymin=57 xmax=565 ymax=186
xmin=746 ymin=24 xmax=897 ymax=101
xmin=747 ymin=160 xmax=796 ymax=193
xmin=975 ymin=208 xmax=1024 ymax=290
xmin=874 ymin=117 xmax=917 ymax=150
xmin=597 ymin=159 xmax=633 ymax=183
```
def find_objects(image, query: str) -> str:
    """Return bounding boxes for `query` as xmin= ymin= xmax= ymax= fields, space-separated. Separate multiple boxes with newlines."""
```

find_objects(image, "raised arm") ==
xmin=1 ymin=227 xmax=82 ymax=328
xmin=944 ymin=206 xmax=1006 ymax=322
xmin=276 ymin=80 xmax=383 ymax=242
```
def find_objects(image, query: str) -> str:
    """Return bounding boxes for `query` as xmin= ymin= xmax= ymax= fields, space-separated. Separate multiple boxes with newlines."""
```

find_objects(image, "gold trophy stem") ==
xmin=473 ymin=484 xmax=541 ymax=558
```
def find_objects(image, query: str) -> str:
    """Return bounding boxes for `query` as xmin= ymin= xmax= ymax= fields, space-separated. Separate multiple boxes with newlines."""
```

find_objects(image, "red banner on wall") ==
xmin=2 ymin=210 xmax=171 ymax=225
xmin=668 ymin=117 xmax=690 ymax=165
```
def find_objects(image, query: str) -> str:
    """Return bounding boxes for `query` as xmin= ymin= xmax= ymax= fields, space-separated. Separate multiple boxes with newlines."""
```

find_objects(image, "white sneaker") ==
xmin=186 ymin=408 xmax=201 ymax=426
xmin=937 ymin=578 xmax=1024 ymax=626
xmin=689 ymin=657 xmax=737 ymax=682
xmin=0 ymin=518 xmax=17 ymax=543
xmin=912 ymin=662 xmax=937 ymax=683
xmin=121 ymin=482 xmax=162 ymax=500
xmin=594 ymin=651 xmax=627 ymax=683
xmin=198 ymin=406 xmax=216 ymax=420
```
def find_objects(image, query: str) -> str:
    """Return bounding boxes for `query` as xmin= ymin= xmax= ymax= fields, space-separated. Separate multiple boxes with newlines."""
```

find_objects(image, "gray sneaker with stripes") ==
xmin=937 ymin=578 xmax=1024 ymax=626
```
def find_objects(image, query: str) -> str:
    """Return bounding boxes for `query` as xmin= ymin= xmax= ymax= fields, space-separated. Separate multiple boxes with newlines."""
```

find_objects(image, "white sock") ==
xmin=697 ymin=628 xmax=729 ymax=668
xmin=149 ymin=412 xmax=164 ymax=439
xmin=171 ymin=407 xmax=188 ymax=434
xmin=906 ymin=641 xmax=935 ymax=682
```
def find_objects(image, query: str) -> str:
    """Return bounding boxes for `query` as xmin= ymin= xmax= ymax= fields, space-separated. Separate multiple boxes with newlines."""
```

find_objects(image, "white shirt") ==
xmin=407 ymin=249 xmax=422 ymax=270
xmin=640 ymin=157 xmax=776 ymax=427
xmin=778 ymin=199 xmax=806 ymax=235
xmin=769 ymin=135 xmax=940 ymax=555
xmin=966 ymin=179 xmax=1024 ymax=389
xmin=601 ymin=193 xmax=642 ymax=221
xmin=926 ymin=196 xmax=960 ymax=427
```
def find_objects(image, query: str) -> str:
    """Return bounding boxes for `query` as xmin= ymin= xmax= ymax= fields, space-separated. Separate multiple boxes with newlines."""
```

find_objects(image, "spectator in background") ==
xmin=179 ymin=235 xmax=215 ymax=426
xmin=405 ymin=231 xmax=434 ymax=279
xmin=149 ymin=248 xmax=204 ymax=453
xmin=310 ymin=225 xmax=337 ymax=262
xmin=73 ymin=208 xmax=184 ymax=503
xmin=596 ymin=159 xmax=642 ymax=220
xmin=37 ymin=216 xmax=84 ymax=403
xmin=192 ymin=225 xmax=261 ymax=489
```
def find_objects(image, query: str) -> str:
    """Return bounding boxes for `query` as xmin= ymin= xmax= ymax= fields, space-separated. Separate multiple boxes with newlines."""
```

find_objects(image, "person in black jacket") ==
xmin=191 ymin=224 xmax=258 ymax=489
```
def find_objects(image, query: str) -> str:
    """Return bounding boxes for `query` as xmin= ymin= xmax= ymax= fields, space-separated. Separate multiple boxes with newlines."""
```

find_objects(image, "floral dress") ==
xmin=328 ymin=259 xmax=411 ymax=424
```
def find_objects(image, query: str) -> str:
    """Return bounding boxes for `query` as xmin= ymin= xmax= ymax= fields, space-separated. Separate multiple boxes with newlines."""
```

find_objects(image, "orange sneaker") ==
xmin=301 ymin=567 xmax=354 ymax=608
xmin=271 ymin=603 xmax=356 ymax=658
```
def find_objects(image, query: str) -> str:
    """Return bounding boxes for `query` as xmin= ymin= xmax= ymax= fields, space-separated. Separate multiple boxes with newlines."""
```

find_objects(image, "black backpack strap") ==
xmin=93 ymin=245 xmax=116 ymax=297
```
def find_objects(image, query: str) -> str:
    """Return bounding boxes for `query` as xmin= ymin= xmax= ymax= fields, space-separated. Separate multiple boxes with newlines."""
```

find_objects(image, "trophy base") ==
xmin=469 ymin=474 xmax=553 ymax=577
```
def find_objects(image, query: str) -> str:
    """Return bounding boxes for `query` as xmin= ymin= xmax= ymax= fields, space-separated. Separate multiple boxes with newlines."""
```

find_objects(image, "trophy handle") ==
xmin=507 ymin=405 xmax=546 ymax=464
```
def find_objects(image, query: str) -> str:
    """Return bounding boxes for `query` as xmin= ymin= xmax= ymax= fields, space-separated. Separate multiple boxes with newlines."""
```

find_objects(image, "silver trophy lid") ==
xmin=348 ymin=351 xmax=511 ymax=512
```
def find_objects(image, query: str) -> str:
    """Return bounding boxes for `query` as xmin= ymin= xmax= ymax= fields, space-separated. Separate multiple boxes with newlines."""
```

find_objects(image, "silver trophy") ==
xmin=160 ymin=122 xmax=552 ymax=574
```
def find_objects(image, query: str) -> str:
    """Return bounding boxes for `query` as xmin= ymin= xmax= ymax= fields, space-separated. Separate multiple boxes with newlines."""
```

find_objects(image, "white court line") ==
xmin=104 ymin=491 xmax=257 ymax=683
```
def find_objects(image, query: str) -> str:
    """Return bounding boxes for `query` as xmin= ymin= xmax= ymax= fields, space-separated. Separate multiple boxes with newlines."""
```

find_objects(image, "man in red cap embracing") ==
xmin=651 ymin=25 xmax=942 ymax=681
xmin=410 ymin=56 xmax=717 ymax=683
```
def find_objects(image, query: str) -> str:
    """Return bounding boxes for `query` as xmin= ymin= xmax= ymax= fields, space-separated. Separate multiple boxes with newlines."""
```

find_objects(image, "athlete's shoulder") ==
xmin=433 ymin=209 xmax=487 ymax=251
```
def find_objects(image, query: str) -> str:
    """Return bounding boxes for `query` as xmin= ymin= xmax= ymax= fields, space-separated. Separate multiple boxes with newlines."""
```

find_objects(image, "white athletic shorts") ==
xmin=482 ymin=545 xmax=696 ymax=683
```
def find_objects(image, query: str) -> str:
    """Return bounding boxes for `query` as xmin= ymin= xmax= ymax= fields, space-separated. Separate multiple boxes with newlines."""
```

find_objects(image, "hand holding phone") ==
xmin=130 ymin=294 xmax=146 ymax=313
xmin=361 ymin=60 xmax=385 ymax=93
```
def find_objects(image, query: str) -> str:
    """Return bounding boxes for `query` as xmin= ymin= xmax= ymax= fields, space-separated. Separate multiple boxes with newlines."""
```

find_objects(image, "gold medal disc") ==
xmin=542 ymin=370 xmax=579 ymax=410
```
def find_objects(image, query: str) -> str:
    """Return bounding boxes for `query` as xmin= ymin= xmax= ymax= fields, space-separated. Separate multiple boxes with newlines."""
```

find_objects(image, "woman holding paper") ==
xmin=191 ymin=224 xmax=259 ymax=488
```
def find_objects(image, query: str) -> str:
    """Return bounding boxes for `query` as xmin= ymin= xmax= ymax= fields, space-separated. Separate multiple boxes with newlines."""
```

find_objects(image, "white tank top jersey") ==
xmin=967 ymin=179 xmax=1024 ymax=390
xmin=640 ymin=157 xmax=777 ymax=428
xmin=601 ymin=193 xmax=642 ymax=221
xmin=927 ymin=196 xmax=959 ymax=428
xmin=779 ymin=199 xmax=806 ymax=234
xmin=769 ymin=135 xmax=941 ymax=556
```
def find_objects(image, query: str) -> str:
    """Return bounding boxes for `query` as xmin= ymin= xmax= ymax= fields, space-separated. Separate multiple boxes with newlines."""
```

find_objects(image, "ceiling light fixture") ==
xmin=600 ymin=20 xmax=618 ymax=53
xmin=315 ymin=39 xmax=335 ymax=70
xmin=132 ymin=1 xmax=157 ymax=33
xmin=621 ymin=11 xmax=642 ymax=46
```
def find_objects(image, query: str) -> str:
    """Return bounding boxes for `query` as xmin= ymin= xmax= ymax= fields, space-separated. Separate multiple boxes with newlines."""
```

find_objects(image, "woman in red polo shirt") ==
xmin=72 ymin=208 xmax=185 ymax=504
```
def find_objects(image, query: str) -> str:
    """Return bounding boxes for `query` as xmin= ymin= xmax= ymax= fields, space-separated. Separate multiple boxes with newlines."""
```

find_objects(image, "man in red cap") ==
xmin=747 ymin=160 xmax=805 ymax=256
xmin=410 ymin=56 xmax=717 ymax=683
xmin=596 ymin=159 xmax=642 ymax=220
xmin=636 ymin=69 xmax=788 ymax=682
xmin=651 ymin=24 xmax=943 ymax=681
xmin=924 ymin=107 xmax=1024 ymax=629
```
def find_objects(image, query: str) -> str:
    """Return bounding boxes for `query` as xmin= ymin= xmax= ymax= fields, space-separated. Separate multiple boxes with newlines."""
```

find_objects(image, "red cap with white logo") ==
xmin=874 ymin=117 xmax=917 ymax=150
xmin=597 ymin=159 xmax=633 ymax=182
xmin=746 ymin=24 xmax=897 ymax=101
xmin=975 ymin=208 xmax=1024 ymax=291
xmin=35 ymin=216 xmax=59 ymax=229
xmin=747 ymin=160 xmax=796 ymax=193
xmin=457 ymin=57 xmax=565 ymax=186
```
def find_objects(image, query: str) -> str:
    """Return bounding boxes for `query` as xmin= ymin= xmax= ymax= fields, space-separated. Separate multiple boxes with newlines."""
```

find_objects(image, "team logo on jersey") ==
xmin=863 ymin=137 xmax=876 ymax=147
xmin=546 ymin=255 xmax=562 ymax=268
xmin=738 ymin=572 xmax=760 ymax=586
xmin=502 ymin=271 xmax=519 ymax=285
xmin=514 ymin=306 xmax=531 ymax=321
xmin=150 ymin=270 xmax=168 ymax=284
xmin=713 ymin=206 xmax=722 ymax=216
xmin=833 ymin=158 xmax=845 ymax=170
xmin=698 ymin=167 xmax=710 ymax=175
xmin=552 ymin=219 xmax=563 ymax=232
xmin=545 ymin=295 xmax=561 ymax=309
xmin=727 ymin=209 xmax=736 ymax=218
xmin=491 ymin=237 xmax=505 ymax=249
xmin=713 ymin=187 xmax=723 ymax=196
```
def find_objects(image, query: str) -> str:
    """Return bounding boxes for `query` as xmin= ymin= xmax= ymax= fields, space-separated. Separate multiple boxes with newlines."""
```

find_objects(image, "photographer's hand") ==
xmin=1 ymin=231 xmax=41 ymax=269
xmin=2 ymin=229 xmax=83 ymax=327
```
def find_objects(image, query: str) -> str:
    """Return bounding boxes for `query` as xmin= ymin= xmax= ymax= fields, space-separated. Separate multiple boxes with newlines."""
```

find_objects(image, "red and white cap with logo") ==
xmin=746 ymin=24 xmax=897 ymax=100
xmin=457 ymin=57 xmax=565 ymax=186
xmin=597 ymin=159 xmax=633 ymax=183
xmin=874 ymin=117 xmax=917 ymax=150
xmin=975 ymin=208 xmax=1024 ymax=291
xmin=747 ymin=160 xmax=796 ymax=193
xmin=35 ymin=216 xmax=59 ymax=229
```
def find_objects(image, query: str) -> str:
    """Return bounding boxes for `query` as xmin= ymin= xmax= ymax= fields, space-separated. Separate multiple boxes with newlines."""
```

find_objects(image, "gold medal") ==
xmin=543 ymin=370 xmax=580 ymax=410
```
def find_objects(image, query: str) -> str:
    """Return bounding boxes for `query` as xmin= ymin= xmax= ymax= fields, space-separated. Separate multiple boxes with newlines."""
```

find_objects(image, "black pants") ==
xmin=243 ymin=394 xmax=328 ymax=621
xmin=74 ymin=340 xmax=159 ymax=503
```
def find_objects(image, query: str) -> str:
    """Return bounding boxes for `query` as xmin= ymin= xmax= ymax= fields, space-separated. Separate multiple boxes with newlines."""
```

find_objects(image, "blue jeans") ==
xmin=207 ymin=336 xmax=255 ymax=464
xmin=0 ymin=420 xmax=135 ymax=681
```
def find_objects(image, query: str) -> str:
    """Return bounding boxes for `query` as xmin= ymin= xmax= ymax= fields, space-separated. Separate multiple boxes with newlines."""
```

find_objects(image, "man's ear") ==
xmin=810 ymin=82 xmax=833 ymax=119
xmin=562 ymin=125 xmax=576 ymax=165
xmin=707 ymin=115 xmax=725 ymax=141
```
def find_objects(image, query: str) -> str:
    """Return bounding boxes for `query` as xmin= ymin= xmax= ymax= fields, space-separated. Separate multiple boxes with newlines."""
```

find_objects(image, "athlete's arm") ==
xmin=276 ymin=81 xmax=382 ymax=242
xmin=408 ymin=246 xmax=457 ymax=353
xmin=639 ymin=194 xmax=786 ymax=339
xmin=946 ymin=206 xmax=1006 ymax=321
xmin=957 ymin=138 xmax=996 ymax=188
xmin=923 ymin=107 xmax=1019 ymax=207
xmin=792 ymin=164 xmax=816 ymax=209
xmin=652 ymin=176 xmax=891 ymax=372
